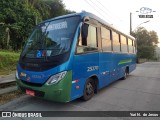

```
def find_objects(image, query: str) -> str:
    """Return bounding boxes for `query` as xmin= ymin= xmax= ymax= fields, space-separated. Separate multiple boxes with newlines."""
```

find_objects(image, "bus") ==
xmin=16 ymin=11 xmax=136 ymax=102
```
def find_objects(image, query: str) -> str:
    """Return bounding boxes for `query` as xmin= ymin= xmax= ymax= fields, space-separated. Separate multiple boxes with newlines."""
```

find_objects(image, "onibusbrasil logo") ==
xmin=1 ymin=112 xmax=42 ymax=118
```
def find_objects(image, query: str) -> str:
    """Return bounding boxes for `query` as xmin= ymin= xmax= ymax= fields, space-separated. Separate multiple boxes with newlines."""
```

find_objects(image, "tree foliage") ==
xmin=149 ymin=31 xmax=159 ymax=44
xmin=0 ymin=0 xmax=75 ymax=50
xmin=132 ymin=27 xmax=159 ymax=60
xmin=44 ymin=0 xmax=75 ymax=19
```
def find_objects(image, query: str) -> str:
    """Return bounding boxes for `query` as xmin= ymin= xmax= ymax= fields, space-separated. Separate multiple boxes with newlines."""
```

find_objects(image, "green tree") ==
xmin=135 ymin=27 xmax=151 ymax=45
xmin=44 ymin=0 xmax=75 ymax=18
xmin=132 ymin=27 xmax=159 ymax=60
xmin=28 ymin=0 xmax=50 ymax=20
xmin=0 ymin=24 xmax=6 ymax=49
xmin=27 ymin=0 xmax=75 ymax=20
xmin=0 ymin=0 xmax=42 ymax=50
xmin=149 ymin=31 xmax=159 ymax=45
xmin=0 ymin=0 xmax=75 ymax=50
xmin=137 ymin=45 xmax=155 ymax=59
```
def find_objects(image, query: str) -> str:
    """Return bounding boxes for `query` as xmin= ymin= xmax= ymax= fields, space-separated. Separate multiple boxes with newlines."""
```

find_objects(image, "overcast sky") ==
xmin=63 ymin=0 xmax=160 ymax=46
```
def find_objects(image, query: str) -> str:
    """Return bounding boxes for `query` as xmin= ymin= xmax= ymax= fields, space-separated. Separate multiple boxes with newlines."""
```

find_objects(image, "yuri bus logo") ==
xmin=136 ymin=7 xmax=156 ymax=18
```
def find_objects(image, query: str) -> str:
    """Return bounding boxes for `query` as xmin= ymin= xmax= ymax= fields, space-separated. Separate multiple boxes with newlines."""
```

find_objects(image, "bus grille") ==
xmin=21 ymin=79 xmax=44 ymax=87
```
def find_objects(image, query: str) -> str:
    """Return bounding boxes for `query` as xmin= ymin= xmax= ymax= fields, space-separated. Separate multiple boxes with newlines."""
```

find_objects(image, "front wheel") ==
xmin=82 ymin=78 xmax=94 ymax=101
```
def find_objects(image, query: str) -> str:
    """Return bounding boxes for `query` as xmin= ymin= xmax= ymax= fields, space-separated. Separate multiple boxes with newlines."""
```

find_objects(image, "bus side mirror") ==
xmin=81 ymin=23 xmax=89 ymax=40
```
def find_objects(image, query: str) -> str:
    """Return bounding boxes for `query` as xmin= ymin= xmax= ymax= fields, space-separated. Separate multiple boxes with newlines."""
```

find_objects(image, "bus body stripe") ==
xmin=118 ymin=59 xmax=132 ymax=65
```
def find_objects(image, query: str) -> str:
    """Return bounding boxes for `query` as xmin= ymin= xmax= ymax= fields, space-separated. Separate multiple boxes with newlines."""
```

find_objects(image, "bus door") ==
xmin=72 ymin=21 xmax=99 ymax=99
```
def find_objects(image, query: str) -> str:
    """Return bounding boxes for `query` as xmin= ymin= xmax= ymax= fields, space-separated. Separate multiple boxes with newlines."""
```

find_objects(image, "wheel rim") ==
xmin=86 ymin=82 xmax=93 ymax=96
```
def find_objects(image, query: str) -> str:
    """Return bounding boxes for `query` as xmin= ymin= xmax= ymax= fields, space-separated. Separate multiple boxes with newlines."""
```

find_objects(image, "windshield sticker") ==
xmin=36 ymin=50 xmax=49 ymax=58
xmin=47 ymin=21 xmax=67 ymax=31
xmin=36 ymin=50 xmax=42 ymax=58
xmin=46 ymin=50 xmax=52 ymax=56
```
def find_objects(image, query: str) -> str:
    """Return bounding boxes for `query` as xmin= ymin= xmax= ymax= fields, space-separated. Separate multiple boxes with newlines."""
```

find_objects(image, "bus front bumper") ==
xmin=16 ymin=71 xmax=72 ymax=103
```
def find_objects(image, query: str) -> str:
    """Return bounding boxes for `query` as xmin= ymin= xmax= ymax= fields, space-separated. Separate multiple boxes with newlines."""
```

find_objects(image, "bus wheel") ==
xmin=82 ymin=78 xmax=94 ymax=101
xmin=121 ymin=69 xmax=128 ymax=80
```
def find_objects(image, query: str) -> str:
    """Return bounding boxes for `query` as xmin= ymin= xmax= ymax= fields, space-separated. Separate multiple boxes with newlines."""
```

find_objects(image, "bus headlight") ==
xmin=46 ymin=71 xmax=67 ymax=85
xmin=16 ymin=70 xmax=20 ymax=79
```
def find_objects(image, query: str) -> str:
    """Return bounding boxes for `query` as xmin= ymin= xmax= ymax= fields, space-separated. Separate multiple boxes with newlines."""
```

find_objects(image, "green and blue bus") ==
xmin=16 ymin=11 xmax=136 ymax=102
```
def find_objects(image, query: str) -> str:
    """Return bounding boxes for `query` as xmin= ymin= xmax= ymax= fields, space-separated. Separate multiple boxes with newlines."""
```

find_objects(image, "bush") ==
xmin=0 ymin=51 xmax=20 ymax=75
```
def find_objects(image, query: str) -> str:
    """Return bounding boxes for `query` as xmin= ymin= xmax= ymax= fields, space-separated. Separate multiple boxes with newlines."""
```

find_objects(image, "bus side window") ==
xmin=77 ymin=24 xmax=98 ymax=53
xmin=112 ymin=31 xmax=120 ymax=52
xmin=101 ymin=26 xmax=111 ymax=51
xmin=133 ymin=40 xmax=136 ymax=53
xmin=120 ymin=35 xmax=128 ymax=53
xmin=128 ymin=38 xmax=133 ymax=53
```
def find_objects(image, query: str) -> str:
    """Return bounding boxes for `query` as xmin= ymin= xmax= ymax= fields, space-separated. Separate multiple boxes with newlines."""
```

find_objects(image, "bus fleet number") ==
xmin=87 ymin=66 xmax=99 ymax=72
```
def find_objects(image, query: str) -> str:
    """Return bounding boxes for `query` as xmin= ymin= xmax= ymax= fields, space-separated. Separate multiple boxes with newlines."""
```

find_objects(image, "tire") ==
xmin=121 ymin=69 xmax=128 ymax=80
xmin=82 ymin=78 xmax=94 ymax=101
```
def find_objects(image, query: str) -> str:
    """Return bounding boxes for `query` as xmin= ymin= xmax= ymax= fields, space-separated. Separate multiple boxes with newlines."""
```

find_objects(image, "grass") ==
xmin=0 ymin=51 xmax=24 ymax=105
xmin=0 ymin=51 xmax=20 ymax=75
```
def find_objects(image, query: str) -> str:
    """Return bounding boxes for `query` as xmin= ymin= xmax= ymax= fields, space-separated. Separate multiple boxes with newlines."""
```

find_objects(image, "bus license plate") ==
xmin=26 ymin=89 xmax=35 ymax=96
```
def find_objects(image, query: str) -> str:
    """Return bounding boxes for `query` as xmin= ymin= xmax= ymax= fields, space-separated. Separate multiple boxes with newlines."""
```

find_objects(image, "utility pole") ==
xmin=130 ymin=12 xmax=132 ymax=35
xmin=130 ymin=12 xmax=149 ymax=35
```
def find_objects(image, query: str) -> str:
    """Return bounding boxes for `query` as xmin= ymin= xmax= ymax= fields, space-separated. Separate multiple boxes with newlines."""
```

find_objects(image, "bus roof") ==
xmin=42 ymin=11 xmax=135 ymax=40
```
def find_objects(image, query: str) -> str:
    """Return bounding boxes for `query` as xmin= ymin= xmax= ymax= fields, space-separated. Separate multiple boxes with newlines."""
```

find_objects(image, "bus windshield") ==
xmin=21 ymin=16 xmax=80 ymax=59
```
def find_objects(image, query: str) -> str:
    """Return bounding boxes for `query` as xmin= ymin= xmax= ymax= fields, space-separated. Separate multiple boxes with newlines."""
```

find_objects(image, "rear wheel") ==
xmin=82 ymin=78 xmax=94 ymax=101
xmin=121 ymin=69 xmax=128 ymax=80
